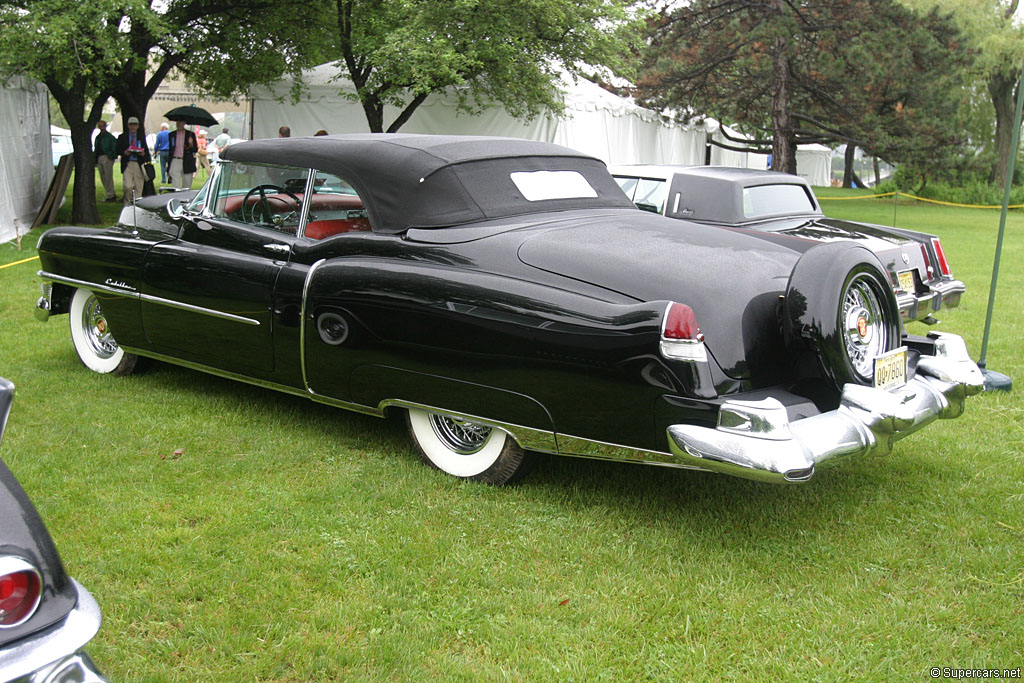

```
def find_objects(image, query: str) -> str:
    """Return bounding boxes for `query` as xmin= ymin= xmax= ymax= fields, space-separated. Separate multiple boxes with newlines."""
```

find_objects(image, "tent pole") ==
xmin=977 ymin=62 xmax=1024 ymax=392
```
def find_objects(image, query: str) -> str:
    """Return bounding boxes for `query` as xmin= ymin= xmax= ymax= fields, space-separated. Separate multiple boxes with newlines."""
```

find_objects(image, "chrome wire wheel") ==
xmin=81 ymin=295 xmax=119 ymax=359
xmin=405 ymin=408 xmax=530 ymax=484
xmin=841 ymin=273 xmax=890 ymax=381
xmin=429 ymin=414 xmax=493 ymax=455
xmin=69 ymin=288 xmax=141 ymax=375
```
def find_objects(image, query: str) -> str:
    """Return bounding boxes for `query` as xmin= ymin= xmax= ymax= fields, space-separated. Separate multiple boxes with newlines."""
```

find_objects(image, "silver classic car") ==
xmin=0 ymin=379 xmax=105 ymax=683
xmin=611 ymin=165 xmax=966 ymax=325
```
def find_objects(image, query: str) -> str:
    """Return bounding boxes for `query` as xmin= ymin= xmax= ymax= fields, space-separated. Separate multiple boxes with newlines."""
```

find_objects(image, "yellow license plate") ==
xmin=897 ymin=269 xmax=915 ymax=293
xmin=873 ymin=347 xmax=908 ymax=391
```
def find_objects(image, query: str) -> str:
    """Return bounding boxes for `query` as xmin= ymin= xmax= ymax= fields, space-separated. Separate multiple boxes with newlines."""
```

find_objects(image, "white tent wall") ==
xmin=1 ymin=76 xmax=51 ymax=244
xmin=250 ymin=64 xmax=706 ymax=166
xmin=794 ymin=144 xmax=832 ymax=186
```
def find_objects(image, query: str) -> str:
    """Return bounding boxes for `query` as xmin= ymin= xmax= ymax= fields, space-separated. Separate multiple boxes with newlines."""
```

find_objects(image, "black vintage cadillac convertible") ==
xmin=0 ymin=379 xmax=105 ymax=682
xmin=34 ymin=135 xmax=983 ymax=485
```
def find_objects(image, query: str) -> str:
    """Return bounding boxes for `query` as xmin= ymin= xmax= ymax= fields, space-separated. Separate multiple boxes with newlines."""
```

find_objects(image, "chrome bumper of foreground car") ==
xmin=896 ymin=278 xmax=965 ymax=322
xmin=667 ymin=332 xmax=984 ymax=483
xmin=0 ymin=580 xmax=105 ymax=683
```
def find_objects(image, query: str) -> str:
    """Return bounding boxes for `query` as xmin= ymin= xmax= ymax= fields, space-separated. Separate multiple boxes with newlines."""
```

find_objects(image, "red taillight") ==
xmin=660 ymin=302 xmax=707 ymax=362
xmin=919 ymin=243 xmax=934 ymax=280
xmin=663 ymin=302 xmax=704 ymax=341
xmin=0 ymin=559 xmax=42 ymax=627
xmin=931 ymin=237 xmax=952 ymax=276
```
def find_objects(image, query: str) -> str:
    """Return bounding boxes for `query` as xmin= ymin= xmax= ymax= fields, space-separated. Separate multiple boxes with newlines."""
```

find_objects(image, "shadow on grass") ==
xmin=127 ymin=359 xmax=919 ymax=548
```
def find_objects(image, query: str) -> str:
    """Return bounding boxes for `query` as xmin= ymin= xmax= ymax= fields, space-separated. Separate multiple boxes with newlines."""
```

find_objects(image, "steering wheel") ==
xmin=242 ymin=184 xmax=302 ymax=226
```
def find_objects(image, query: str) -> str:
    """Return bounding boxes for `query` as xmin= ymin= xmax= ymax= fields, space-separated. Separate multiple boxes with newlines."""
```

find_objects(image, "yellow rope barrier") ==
xmin=0 ymin=255 xmax=39 ymax=271
xmin=818 ymin=191 xmax=1024 ymax=209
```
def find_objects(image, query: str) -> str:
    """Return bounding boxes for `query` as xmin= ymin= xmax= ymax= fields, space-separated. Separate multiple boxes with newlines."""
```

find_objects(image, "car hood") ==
xmin=515 ymin=211 xmax=806 ymax=382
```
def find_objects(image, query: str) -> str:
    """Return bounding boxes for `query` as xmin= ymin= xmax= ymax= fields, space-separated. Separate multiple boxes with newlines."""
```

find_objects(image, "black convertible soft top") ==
xmin=221 ymin=134 xmax=634 ymax=233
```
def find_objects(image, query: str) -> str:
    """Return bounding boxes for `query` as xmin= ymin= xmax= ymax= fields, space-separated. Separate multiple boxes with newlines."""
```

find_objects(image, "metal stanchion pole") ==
xmin=977 ymin=63 xmax=1024 ymax=392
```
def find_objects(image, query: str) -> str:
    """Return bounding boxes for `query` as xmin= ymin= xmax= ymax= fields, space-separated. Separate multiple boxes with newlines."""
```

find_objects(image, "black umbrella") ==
xmin=164 ymin=104 xmax=218 ymax=128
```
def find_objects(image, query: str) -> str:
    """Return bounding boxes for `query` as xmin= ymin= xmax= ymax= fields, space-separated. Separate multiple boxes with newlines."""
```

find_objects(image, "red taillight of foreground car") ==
xmin=660 ymin=302 xmax=707 ymax=362
xmin=931 ymin=237 xmax=952 ymax=276
xmin=0 ymin=558 xmax=43 ymax=627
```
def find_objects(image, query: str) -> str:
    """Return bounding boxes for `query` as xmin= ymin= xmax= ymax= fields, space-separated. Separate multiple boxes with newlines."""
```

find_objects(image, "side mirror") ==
xmin=166 ymin=198 xmax=185 ymax=219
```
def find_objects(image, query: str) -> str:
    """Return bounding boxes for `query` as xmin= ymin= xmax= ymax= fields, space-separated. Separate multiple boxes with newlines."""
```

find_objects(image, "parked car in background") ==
xmin=33 ymin=135 xmax=982 ymax=485
xmin=49 ymin=126 xmax=73 ymax=168
xmin=611 ymin=165 xmax=966 ymax=325
xmin=0 ymin=378 xmax=105 ymax=683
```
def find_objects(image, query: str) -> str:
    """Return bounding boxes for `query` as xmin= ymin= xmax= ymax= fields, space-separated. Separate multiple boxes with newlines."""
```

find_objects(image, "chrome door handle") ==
xmin=263 ymin=243 xmax=290 ymax=255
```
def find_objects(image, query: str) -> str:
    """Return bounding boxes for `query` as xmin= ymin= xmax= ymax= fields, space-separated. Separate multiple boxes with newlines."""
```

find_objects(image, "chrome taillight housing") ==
xmin=919 ymin=243 xmax=934 ymax=280
xmin=0 ymin=556 xmax=43 ymax=628
xmin=930 ymin=237 xmax=952 ymax=276
xmin=660 ymin=302 xmax=707 ymax=362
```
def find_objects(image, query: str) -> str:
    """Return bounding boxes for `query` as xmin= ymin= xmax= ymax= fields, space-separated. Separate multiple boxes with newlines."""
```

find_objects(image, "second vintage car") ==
xmin=0 ymin=378 xmax=105 ymax=683
xmin=34 ymin=135 xmax=982 ymax=485
xmin=611 ymin=164 xmax=966 ymax=325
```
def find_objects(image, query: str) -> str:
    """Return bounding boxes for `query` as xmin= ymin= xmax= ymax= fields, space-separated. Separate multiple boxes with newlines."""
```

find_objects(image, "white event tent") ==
xmin=249 ymin=64 xmax=707 ymax=167
xmin=1 ymin=77 xmax=51 ymax=244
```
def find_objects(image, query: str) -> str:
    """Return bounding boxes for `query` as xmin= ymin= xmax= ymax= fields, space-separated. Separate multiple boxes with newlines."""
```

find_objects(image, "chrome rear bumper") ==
xmin=667 ymin=333 xmax=983 ymax=483
xmin=896 ymin=278 xmax=965 ymax=322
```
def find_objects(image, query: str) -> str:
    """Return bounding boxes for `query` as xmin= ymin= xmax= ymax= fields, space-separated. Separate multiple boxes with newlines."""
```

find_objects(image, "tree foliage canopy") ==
xmin=637 ymin=0 xmax=974 ymax=174
xmin=330 ymin=0 xmax=640 ymax=133
xmin=902 ymin=0 xmax=1024 ymax=186
xmin=0 ymin=0 xmax=327 ymax=223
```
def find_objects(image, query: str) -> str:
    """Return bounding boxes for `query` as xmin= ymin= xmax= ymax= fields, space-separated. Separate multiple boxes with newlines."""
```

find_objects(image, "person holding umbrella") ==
xmin=164 ymin=105 xmax=217 ymax=189
xmin=168 ymin=119 xmax=197 ymax=190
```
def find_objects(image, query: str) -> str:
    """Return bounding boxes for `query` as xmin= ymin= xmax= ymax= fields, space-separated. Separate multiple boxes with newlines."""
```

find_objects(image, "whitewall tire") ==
xmin=405 ymin=408 xmax=530 ymax=485
xmin=69 ymin=288 xmax=142 ymax=375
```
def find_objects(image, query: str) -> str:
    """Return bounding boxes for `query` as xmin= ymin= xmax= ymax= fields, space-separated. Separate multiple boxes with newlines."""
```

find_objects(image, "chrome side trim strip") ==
xmin=137 ymin=293 xmax=260 ymax=326
xmin=38 ymin=271 xmax=136 ymax=299
xmin=555 ymin=433 xmax=694 ymax=468
xmin=38 ymin=271 xmax=260 ymax=326
xmin=299 ymin=258 xmax=328 ymax=394
xmin=121 ymin=347 xmax=309 ymax=399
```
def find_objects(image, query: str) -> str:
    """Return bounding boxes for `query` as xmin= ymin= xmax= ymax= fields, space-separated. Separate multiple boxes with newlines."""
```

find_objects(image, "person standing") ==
xmin=93 ymin=120 xmax=118 ymax=202
xmin=211 ymin=127 xmax=231 ymax=166
xmin=278 ymin=125 xmax=290 ymax=137
xmin=168 ymin=119 xmax=197 ymax=190
xmin=196 ymin=129 xmax=210 ymax=179
xmin=115 ymin=116 xmax=150 ymax=204
xmin=155 ymin=122 xmax=171 ymax=184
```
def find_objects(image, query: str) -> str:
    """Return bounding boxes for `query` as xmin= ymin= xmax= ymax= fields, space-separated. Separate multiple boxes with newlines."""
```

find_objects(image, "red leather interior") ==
xmin=217 ymin=192 xmax=371 ymax=239
xmin=305 ymin=217 xmax=372 ymax=239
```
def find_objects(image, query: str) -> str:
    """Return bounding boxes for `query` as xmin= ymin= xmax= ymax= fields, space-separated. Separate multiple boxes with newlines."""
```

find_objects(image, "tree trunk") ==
xmin=770 ymin=32 xmax=796 ymax=174
xmin=360 ymin=95 xmax=385 ymax=133
xmin=989 ymin=68 xmax=1019 ymax=188
xmin=843 ymin=145 xmax=856 ymax=188
xmin=48 ymin=80 xmax=106 ymax=225
xmin=873 ymin=157 xmax=880 ymax=186
xmin=69 ymin=122 xmax=101 ymax=225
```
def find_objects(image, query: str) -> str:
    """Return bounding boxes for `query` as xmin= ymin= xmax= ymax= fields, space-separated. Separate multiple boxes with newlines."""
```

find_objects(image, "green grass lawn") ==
xmin=0 ymin=183 xmax=1021 ymax=681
